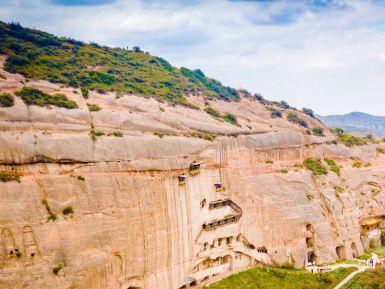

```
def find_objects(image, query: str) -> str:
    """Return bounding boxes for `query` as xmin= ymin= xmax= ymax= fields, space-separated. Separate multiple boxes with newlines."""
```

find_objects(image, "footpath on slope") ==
xmin=328 ymin=253 xmax=378 ymax=289
xmin=332 ymin=266 xmax=366 ymax=289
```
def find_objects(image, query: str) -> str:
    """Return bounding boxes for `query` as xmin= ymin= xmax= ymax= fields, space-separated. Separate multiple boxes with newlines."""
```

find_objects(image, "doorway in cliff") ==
xmin=307 ymin=251 xmax=317 ymax=265
xmin=336 ymin=246 xmax=346 ymax=259
xmin=351 ymin=243 xmax=358 ymax=258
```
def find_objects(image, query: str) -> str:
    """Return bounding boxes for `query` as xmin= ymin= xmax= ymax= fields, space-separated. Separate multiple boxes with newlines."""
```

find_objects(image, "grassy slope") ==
xmin=0 ymin=21 xmax=239 ymax=106
xmin=342 ymin=268 xmax=385 ymax=289
xmin=205 ymin=267 xmax=356 ymax=289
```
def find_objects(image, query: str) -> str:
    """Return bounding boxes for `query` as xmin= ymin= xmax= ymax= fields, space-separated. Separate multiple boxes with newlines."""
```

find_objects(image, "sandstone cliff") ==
xmin=1 ymin=57 xmax=385 ymax=289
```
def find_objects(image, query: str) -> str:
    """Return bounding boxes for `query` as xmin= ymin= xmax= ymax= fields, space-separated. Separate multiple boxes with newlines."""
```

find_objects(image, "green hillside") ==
xmin=205 ymin=266 xmax=356 ymax=289
xmin=0 ymin=21 xmax=239 ymax=106
xmin=342 ymin=268 xmax=385 ymax=289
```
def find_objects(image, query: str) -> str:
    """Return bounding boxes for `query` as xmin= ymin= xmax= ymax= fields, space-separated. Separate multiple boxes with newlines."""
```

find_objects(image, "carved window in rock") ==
xmin=306 ymin=224 xmax=315 ymax=248
xmin=351 ymin=242 xmax=358 ymax=258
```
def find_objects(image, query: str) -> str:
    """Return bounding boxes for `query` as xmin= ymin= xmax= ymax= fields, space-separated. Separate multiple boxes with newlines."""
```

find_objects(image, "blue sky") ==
xmin=1 ymin=0 xmax=385 ymax=115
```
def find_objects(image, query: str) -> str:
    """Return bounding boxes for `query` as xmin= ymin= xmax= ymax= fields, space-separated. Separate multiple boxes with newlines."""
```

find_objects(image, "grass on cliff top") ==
xmin=0 ymin=21 xmax=239 ymax=106
xmin=205 ymin=266 xmax=356 ymax=289
xmin=342 ymin=268 xmax=385 ymax=289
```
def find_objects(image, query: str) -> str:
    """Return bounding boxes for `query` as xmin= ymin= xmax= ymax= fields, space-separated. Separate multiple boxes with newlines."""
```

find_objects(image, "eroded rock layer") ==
xmin=1 ymin=62 xmax=385 ymax=289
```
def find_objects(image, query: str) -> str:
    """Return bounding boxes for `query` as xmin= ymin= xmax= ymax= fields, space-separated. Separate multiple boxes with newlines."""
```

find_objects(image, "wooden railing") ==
xmin=203 ymin=199 xmax=242 ymax=231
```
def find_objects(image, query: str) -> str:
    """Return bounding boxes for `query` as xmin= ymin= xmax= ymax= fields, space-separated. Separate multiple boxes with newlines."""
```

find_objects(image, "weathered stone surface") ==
xmin=1 ymin=61 xmax=385 ymax=289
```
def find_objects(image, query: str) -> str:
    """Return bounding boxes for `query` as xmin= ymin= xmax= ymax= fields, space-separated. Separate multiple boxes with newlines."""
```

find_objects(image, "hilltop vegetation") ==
xmin=0 ymin=21 xmax=239 ymax=106
xmin=205 ymin=266 xmax=355 ymax=289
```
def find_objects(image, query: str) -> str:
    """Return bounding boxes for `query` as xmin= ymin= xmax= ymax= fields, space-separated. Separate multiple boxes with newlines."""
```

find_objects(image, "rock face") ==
xmin=1 ymin=62 xmax=385 ymax=289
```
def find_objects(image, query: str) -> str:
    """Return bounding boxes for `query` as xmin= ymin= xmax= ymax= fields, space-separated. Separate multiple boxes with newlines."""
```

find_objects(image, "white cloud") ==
xmin=1 ymin=0 xmax=385 ymax=115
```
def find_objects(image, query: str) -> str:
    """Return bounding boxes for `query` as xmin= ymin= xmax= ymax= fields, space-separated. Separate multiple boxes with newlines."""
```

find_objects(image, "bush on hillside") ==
xmin=0 ymin=171 xmax=20 ymax=183
xmin=87 ymin=103 xmax=101 ymax=112
xmin=302 ymin=108 xmax=315 ymax=118
xmin=222 ymin=113 xmax=239 ymax=126
xmin=312 ymin=127 xmax=324 ymax=137
xmin=287 ymin=113 xmax=308 ymax=128
xmin=0 ymin=93 xmax=15 ymax=107
xmin=270 ymin=108 xmax=282 ymax=118
xmin=303 ymin=158 xmax=328 ymax=175
xmin=338 ymin=133 xmax=366 ymax=147
xmin=15 ymin=87 xmax=78 ymax=109
xmin=324 ymin=158 xmax=341 ymax=176
xmin=204 ymin=107 xmax=221 ymax=118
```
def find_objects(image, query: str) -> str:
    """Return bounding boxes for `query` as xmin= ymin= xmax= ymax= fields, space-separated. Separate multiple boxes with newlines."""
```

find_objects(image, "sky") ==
xmin=1 ymin=0 xmax=385 ymax=115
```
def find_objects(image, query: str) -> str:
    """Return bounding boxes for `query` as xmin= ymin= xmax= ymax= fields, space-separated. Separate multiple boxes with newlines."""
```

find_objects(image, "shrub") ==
xmin=77 ymin=175 xmax=85 ymax=181
xmin=279 ymin=262 xmax=295 ymax=270
xmin=294 ymin=163 xmax=303 ymax=169
xmin=110 ymin=131 xmax=123 ymax=137
xmin=280 ymin=169 xmax=288 ymax=173
xmin=324 ymin=158 xmax=341 ymax=176
xmin=16 ymin=87 xmax=78 ymax=109
xmin=312 ymin=127 xmax=324 ymax=137
xmin=306 ymin=193 xmax=314 ymax=200
xmin=369 ymin=239 xmax=376 ymax=249
xmin=338 ymin=133 xmax=366 ymax=147
xmin=279 ymin=101 xmax=290 ymax=109
xmin=352 ymin=161 xmax=363 ymax=168
xmin=270 ymin=108 xmax=282 ymax=118
xmin=87 ymin=103 xmax=101 ymax=112
xmin=0 ymin=171 xmax=20 ymax=183
xmin=42 ymin=199 xmax=57 ymax=222
xmin=52 ymin=264 xmax=64 ymax=275
xmin=303 ymin=158 xmax=328 ymax=175
xmin=334 ymin=186 xmax=345 ymax=194
xmin=154 ymin=131 xmax=164 ymax=138
xmin=287 ymin=113 xmax=308 ymax=128
xmin=159 ymin=106 xmax=165 ymax=112
xmin=266 ymin=160 xmax=274 ymax=164
xmin=62 ymin=206 xmax=74 ymax=216
xmin=222 ymin=113 xmax=239 ymax=126
xmin=81 ymin=87 xmax=89 ymax=99
xmin=89 ymin=129 xmax=104 ymax=141
xmin=376 ymin=147 xmax=385 ymax=154
xmin=0 ymin=93 xmax=15 ymax=107
xmin=302 ymin=108 xmax=315 ymax=118
xmin=201 ymin=133 xmax=215 ymax=141
xmin=204 ymin=107 xmax=221 ymax=118
xmin=0 ymin=73 xmax=6 ymax=79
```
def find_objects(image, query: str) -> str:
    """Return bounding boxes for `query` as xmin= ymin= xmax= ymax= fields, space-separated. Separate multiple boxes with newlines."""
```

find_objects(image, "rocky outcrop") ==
xmin=1 ymin=62 xmax=385 ymax=289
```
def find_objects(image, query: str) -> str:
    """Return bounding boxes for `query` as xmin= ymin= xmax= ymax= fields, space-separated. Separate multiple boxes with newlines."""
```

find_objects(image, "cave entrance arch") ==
xmin=336 ymin=246 xmax=346 ymax=259
xmin=307 ymin=251 xmax=317 ymax=265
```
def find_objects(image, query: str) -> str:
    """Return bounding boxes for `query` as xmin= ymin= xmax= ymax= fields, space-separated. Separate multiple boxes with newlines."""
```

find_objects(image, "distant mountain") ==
xmin=318 ymin=112 xmax=385 ymax=138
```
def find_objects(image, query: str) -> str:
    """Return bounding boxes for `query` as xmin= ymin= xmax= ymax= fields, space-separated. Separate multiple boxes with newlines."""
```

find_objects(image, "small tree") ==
xmin=302 ymin=108 xmax=315 ymax=118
